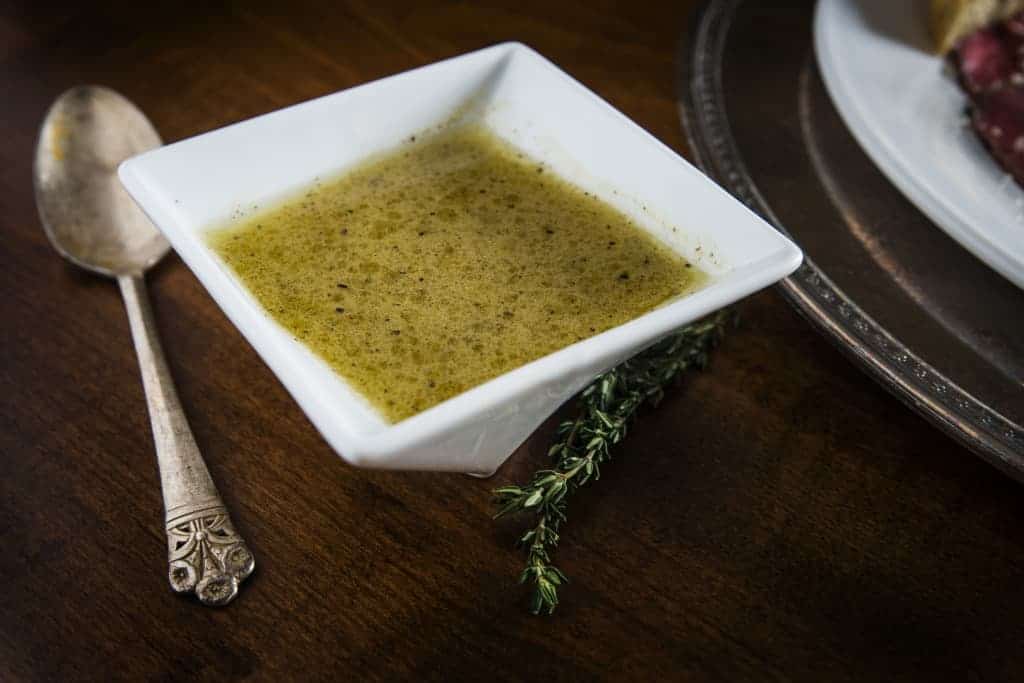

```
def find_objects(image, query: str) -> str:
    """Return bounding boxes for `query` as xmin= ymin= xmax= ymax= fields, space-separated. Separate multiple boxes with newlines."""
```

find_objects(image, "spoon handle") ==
xmin=117 ymin=274 xmax=254 ymax=606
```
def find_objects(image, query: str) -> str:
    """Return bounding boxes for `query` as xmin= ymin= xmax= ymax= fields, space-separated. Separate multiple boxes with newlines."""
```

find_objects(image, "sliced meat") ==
xmin=957 ymin=26 xmax=1015 ymax=93
xmin=954 ymin=10 xmax=1024 ymax=186
xmin=973 ymin=86 xmax=1024 ymax=181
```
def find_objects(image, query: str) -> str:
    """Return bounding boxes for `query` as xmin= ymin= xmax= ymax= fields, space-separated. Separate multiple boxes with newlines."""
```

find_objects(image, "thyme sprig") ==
xmin=493 ymin=309 xmax=734 ymax=614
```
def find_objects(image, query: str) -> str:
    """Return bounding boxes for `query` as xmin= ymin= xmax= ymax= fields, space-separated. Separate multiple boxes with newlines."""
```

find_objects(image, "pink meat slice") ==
xmin=973 ymin=87 xmax=1024 ymax=181
xmin=957 ymin=27 xmax=1016 ymax=93
xmin=955 ymin=12 xmax=1024 ymax=186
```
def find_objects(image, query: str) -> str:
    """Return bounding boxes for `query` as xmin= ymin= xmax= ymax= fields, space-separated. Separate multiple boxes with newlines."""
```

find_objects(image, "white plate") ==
xmin=815 ymin=0 xmax=1024 ymax=290
xmin=119 ymin=42 xmax=801 ymax=475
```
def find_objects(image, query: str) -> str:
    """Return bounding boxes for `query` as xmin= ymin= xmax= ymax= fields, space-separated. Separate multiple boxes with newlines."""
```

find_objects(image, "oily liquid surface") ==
xmin=209 ymin=126 xmax=705 ymax=422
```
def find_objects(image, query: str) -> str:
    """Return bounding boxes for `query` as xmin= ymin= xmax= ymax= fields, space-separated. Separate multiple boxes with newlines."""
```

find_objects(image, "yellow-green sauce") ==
xmin=208 ymin=125 xmax=705 ymax=422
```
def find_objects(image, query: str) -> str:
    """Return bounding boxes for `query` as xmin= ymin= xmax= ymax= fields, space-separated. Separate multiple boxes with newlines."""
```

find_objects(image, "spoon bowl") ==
xmin=34 ymin=85 xmax=168 ymax=277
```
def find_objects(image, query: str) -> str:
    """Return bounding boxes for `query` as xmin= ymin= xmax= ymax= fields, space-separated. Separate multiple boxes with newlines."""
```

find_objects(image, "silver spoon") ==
xmin=34 ymin=86 xmax=254 ymax=606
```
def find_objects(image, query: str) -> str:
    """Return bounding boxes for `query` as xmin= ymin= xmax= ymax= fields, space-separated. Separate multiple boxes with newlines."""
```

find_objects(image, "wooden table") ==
xmin=3 ymin=1 xmax=1024 ymax=680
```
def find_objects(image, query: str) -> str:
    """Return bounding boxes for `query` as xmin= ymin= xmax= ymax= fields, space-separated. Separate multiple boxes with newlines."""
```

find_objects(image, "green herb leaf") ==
xmin=492 ymin=308 xmax=734 ymax=614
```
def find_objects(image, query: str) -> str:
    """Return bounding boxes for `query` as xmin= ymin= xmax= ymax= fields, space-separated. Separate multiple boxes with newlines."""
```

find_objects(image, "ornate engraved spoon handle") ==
xmin=118 ymin=274 xmax=254 ymax=606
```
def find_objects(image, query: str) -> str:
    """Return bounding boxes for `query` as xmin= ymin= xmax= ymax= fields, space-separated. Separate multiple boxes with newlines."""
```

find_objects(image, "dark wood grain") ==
xmin=2 ymin=1 xmax=1023 ymax=681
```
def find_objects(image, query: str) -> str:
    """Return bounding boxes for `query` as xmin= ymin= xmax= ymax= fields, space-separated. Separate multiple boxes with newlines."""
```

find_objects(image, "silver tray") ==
xmin=679 ymin=0 xmax=1024 ymax=479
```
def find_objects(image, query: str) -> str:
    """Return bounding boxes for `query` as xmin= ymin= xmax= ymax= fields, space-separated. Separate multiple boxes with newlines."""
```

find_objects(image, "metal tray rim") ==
xmin=678 ymin=0 xmax=1024 ymax=481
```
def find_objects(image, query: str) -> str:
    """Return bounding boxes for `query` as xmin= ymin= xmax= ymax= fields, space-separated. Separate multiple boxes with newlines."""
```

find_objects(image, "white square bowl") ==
xmin=119 ymin=42 xmax=802 ymax=476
